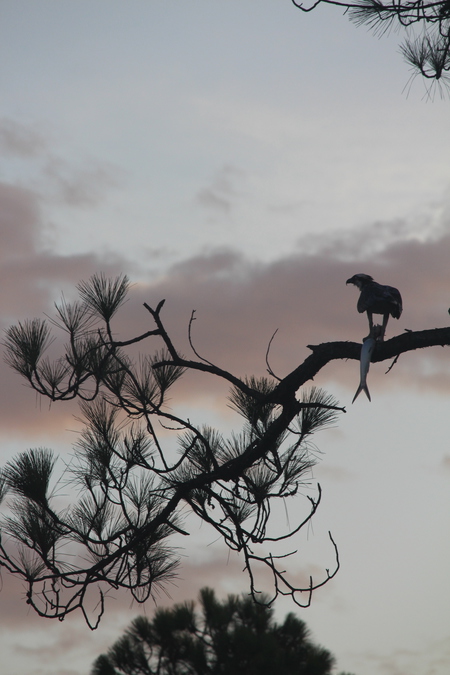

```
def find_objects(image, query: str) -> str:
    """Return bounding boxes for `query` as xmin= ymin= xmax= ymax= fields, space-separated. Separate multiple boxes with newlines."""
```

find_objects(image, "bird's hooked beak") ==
xmin=346 ymin=275 xmax=363 ymax=288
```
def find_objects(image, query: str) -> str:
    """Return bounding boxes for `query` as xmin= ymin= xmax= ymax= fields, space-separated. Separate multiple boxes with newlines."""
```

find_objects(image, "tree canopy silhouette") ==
xmin=91 ymin=586 xmax=352 ymax=675
xmin=291 ymin=0 xmax=450 ymax=88
xmin=1 ymin=273 xmax=449 ymax=627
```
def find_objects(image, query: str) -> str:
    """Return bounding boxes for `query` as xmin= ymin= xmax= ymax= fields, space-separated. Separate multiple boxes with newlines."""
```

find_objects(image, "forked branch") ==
xmin=1 ymin=274 xmax=448 ymax=627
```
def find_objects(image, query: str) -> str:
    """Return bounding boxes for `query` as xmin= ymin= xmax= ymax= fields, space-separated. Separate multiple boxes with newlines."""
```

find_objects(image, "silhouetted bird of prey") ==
xmin=346 ymin=273 xmax=403 ymax=339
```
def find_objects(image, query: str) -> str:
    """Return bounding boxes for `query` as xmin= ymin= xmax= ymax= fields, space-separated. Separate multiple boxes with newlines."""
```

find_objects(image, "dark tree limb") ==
xmin=291 ymin=0 xmax=450 ymax=85
xmin=1 ymin=274 xmax=449 ymax=627
xmin=273 ymin=327 xmax=450 ymax=402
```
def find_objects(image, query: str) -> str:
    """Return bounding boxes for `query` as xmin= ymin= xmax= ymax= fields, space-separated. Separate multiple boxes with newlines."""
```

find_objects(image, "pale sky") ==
xmin=1 ymin=2 xmax=450 ymax=675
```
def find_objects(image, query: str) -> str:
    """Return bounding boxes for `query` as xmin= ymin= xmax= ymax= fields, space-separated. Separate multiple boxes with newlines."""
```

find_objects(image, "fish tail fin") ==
xmin=352 ymin=385 xmax=362 ymax=404
xmin=352 ymin=384 xmax=371 ymax=404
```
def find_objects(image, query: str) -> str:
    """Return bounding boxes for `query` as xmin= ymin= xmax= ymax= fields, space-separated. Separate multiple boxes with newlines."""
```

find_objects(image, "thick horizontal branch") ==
xmin=153 ymin=326 xmax=450 ymax=407
xmin=272 ymin=326 xmax=450 ymax=402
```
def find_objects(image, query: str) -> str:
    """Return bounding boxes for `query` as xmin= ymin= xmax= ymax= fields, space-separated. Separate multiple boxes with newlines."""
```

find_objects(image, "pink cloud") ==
xmin=1 ymin=180 xmax=449 ymax=675
xmin=2 ymin=193 xmax=450 ymax=443
xmin=0 ymin=176 xmax=131 ymax=436
xmin=128 ymin=230 xmax=450 ymax=395
xmin=0 ymin=183 xmax=40 ymax=261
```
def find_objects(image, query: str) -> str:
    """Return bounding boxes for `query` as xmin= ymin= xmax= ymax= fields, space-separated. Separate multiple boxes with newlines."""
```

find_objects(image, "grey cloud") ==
xmin=356 ymin=639 xmax=450 ymax=675
xmin=296 ymin=205 xmax=449 ymax=262
xmin=197 ymin=187 xmax=232 ymax=213
xmin=195 ymin=164 xmax=244 ymax=214
xmin=0 ymin=118 xmax=47 ymax=157
xmin=267 ymin=199 xmax=305 ymax=215
xmin=44 ymin=155 xmax=125 ymax=208
xmin=0 ymin=118 xmax=125 ymax=210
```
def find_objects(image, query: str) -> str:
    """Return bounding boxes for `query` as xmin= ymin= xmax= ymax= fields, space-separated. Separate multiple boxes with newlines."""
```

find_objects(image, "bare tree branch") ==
xmin=291 ymin=0 xmax=450 ymax=87
xmin=1 ymin=274 xmax=449 ymax=627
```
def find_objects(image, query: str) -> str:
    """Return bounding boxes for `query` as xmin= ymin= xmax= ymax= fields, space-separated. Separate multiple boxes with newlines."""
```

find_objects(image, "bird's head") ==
xmin=346 ymin=273 xmax=373 ymax=290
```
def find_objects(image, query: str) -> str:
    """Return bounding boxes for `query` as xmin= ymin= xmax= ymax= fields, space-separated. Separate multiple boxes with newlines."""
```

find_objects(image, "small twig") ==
xmin=188 ymin=310 xmax=215 ymax=367
xmin=265 ymin=329 xmax=282 ymax=381
xmin=143 ymin=301 xmax=179 ymax=360
xmin=385 ymin=353 xmax=400 ymax=374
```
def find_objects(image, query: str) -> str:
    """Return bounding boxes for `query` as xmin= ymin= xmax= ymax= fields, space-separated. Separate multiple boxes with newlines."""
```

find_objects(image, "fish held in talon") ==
xmin=352 ymin=336 xmax=376 ymax=403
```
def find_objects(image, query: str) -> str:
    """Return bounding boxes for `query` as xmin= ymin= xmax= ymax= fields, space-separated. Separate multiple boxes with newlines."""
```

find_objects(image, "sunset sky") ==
xmin=1 ymin=2 xmax=450 ymax=675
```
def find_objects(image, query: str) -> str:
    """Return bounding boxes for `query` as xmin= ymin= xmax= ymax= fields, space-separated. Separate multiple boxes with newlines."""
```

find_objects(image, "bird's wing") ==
xmin=380 ymin=284 xmax=403 ymax=318
xmin=357 ymin=282 xmax=402 ymax=317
